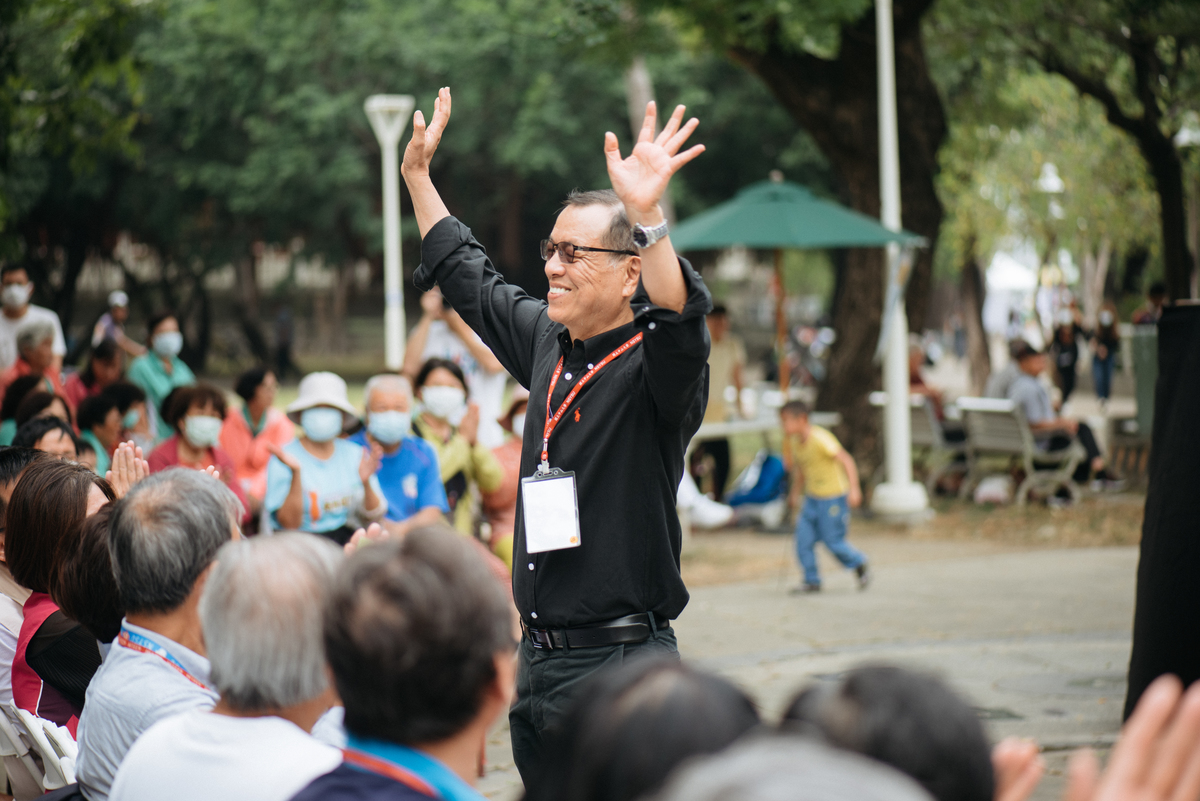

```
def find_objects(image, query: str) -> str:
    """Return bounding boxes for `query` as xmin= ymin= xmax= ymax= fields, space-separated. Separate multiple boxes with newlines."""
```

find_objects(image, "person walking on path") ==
xmin=402 ymin=87 xmax=709 ymax=785
xmin=780 ymin=401 xmax=869 ymax=594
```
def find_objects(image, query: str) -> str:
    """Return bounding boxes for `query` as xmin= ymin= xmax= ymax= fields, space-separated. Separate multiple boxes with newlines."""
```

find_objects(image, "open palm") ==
xmin=605 ymin=101 xmax=704 ymax=217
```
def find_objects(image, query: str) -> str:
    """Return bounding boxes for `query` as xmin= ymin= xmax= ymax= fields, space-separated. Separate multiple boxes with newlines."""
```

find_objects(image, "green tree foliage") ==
xmin=946 ymin=0 xmax=1200 ymax=300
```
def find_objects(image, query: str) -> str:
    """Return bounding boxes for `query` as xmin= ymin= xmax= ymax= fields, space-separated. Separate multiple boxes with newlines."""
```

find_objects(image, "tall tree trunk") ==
xmin=624 ymin=55 xmax=676 ymax=225
xmin=331 ymin=261 xmax=354 ymax=353
xmin=235 ymin=256 xmax=270 ymax=363
xmin=959 ymin=235 xmax=991 ymax=396
xmin=1080 ymin=238 xmax=1112 ymax=329
xmin=498 ymin=174 xmax=523 ymax=274
xmin=729 ymin=0 xmax=946 ymax=460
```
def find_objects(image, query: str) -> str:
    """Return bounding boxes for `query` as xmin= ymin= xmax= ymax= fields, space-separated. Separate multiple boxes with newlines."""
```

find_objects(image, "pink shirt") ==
xmin=218 ymin=407 xmax=295 ymax=501
xmin=148 ymin=436 xmax=251 ymax=523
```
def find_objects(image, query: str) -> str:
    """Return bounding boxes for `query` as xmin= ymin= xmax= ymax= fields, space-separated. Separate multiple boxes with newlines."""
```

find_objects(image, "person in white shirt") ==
xmin=403 ymin=288 xmax=509 ymax=448
xmin=109 ymin=533 xmax=343 ymax=801
xmin=0 ymin=266 xmax=65 ymax=372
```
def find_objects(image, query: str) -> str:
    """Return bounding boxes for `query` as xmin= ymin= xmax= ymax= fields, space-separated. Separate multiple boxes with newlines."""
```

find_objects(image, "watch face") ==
xmin=632 ymin=228 xmax=649 ymax=248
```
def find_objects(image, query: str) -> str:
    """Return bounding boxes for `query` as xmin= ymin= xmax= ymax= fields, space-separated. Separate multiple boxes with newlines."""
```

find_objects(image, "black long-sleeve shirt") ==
xmin=415 ymin=217 xmax=712 ymax=629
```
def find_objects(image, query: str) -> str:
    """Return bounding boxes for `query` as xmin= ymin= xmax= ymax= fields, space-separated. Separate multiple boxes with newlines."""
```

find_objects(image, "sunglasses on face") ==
xmin=539 ymin=239 xmax=636 ymax=264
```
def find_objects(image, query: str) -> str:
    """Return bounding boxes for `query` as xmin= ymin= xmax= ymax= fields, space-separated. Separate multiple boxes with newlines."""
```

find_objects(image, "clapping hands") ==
xmin=106 ymin=442 xmax=149 ymax=499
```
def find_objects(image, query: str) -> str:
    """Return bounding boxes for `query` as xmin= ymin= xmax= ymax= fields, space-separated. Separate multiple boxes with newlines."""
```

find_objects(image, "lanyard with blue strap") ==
xmin=116 ymin=625 xmax=207 ymax=690
xmin=342 ymin=736 xmax=485 ymax=801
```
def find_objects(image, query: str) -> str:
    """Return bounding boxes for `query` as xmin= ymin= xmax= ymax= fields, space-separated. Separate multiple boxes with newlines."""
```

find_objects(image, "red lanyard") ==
xmin=342 ymin=749 xmax=439 ymax=797
xmin=540 ymin=332 xmax=643 ymax=471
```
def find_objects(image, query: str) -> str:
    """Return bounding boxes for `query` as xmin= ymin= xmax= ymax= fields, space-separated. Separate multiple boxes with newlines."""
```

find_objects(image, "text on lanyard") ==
xmin=540 ymin=332 xmax=643 ymax=472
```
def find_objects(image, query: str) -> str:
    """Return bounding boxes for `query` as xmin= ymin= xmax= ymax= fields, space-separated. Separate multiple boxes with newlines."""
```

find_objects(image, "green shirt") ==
xmin=80 ymin=430 xmax=110 ymax=476
xmin=127 ymin=354 xmax=195 ymax=439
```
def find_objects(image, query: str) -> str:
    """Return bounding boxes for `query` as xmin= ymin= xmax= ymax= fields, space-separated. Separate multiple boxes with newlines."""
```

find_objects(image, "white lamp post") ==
xmin=365 ymin=94 xmax=416 ymax=370
xmin=870 ymin=0 xmax=929 ymax=517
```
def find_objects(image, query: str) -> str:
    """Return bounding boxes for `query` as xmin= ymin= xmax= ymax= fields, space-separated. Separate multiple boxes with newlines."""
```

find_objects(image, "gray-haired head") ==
xmin=16 ymin=318 xmax=55 ymax=356
xmin=363 ymin=374 xmax=413 ymax=414
xmin=562 ymin=189 xmax=636 ymax=260
xmin=109 ymin=468 xmax=241 ymax=614
xmin=200 ymin=533 xmax=341 ymax=711
xmin=652 ymin=736 xmax=932 ymax=801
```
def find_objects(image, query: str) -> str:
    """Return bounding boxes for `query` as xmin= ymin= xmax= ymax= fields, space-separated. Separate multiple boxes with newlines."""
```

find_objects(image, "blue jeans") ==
xmin=1092 ymin=353 xmax=1115 ymax=400
xmin=795 ymin=494 xmax=866 ymax=586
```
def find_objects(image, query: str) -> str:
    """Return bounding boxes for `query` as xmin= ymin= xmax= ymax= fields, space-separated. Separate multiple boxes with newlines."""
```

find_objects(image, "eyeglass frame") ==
xmin=539 ymin=239 xmax=637 ymax=264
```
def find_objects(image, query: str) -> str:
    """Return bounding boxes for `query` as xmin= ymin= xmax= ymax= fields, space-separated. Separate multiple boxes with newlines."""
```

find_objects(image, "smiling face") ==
xmin=544 ymin=204 xmax=640 ymax=340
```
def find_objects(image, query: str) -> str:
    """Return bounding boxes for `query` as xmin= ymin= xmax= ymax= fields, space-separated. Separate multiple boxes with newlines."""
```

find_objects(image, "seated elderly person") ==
xmin=1006 ymin=343 xmax=1119 ymax=487
xmin=348 ymin=374 xmax=448 ymax=537
xmin=108 ymin=534 xmax=343 ymax=801
xmin=0 ymin=319 xmax=67 ymax=401
xmin=292 ymin=525 xmax=515 ymax=801
xmin=75 ymin=469 xmax=241 ymax=801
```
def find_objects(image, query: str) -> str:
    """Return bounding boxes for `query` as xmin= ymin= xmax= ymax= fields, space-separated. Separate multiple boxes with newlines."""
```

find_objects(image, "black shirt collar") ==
xmin=557 ymin=319 xmax=640 ymax=359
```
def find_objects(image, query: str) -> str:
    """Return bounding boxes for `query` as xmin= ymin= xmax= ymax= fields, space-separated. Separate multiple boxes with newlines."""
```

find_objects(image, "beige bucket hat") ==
xmin=285 ymin=372 xmax=361 ymax=431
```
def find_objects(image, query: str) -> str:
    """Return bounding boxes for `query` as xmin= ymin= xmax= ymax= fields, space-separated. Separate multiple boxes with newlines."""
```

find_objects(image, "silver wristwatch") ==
xmin=631 ymin=220 xmax=669 ymax=250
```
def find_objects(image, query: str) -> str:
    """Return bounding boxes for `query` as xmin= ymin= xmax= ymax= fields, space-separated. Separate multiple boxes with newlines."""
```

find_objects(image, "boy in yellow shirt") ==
xmin=780 ymin=401 xmax=869 ymax=593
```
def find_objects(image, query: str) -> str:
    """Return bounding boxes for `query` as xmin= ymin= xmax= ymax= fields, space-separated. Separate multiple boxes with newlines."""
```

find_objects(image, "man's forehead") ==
xmin=551 ymin=203 xmax=617 ymax=243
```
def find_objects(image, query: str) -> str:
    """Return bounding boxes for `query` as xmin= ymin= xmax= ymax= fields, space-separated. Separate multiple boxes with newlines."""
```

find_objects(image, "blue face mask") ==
xmin=300 ymin=407 xmax=344 ymax=442
xmin=184 ymin=415 xmax=222 ymax=448
xmin=368 ymin=411 xmax=411 ymax=445
xmin=152 ymin=331 xmax=183 ymax=358
xmin=123 ymin=408 xmax=140 ymax=429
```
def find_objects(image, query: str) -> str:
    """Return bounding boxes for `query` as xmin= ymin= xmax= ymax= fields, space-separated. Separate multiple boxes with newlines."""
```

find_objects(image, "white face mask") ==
xmin=422 ymin=386 xmax=466 ymax=421
xmin=511 ymin=412 xmax=526 ymax=435
xmin=183 ymin=415 xmax=222 ymax=449
xmin=1098 ymin=310 xmax=1114 ymax=326
xmin=1 ymin=283 xmax=31 ymax=310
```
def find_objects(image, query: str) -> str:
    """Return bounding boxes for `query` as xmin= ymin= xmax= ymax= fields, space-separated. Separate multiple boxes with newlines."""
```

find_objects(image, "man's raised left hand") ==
xmin=604 ymin=101 xmax=704 ymax=225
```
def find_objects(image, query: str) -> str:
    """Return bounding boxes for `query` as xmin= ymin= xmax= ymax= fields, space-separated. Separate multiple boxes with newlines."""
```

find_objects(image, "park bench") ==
xmin=956 ymin=396 xmax=1084 ymax=506
xmin=867 ymin=392 xmax=967 ymax=496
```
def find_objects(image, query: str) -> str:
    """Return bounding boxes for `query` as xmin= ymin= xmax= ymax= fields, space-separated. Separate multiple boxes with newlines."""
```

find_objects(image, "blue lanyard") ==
xmin=117 ymin=625 xmax=206 ymax=689
xmin=344 ymin=736 xmax=484 ymax=801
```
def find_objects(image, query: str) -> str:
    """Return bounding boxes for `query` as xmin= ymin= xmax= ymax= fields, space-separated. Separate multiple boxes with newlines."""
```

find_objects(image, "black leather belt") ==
xmin=523 ymin=613 xmax=670 ymax=650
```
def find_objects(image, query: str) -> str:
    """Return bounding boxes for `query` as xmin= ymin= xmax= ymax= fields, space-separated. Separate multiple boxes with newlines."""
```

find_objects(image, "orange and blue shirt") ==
xmin=292 ymin=735 xmax=485 ymax=801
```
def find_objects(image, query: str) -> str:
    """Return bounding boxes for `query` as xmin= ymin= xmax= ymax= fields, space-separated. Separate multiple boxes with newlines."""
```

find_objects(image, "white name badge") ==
xmin=521 ymin=469 xmax=582 ymax=553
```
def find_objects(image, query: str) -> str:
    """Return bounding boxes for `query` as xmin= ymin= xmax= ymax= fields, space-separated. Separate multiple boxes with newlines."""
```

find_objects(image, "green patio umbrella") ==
xmin=671 ymin=177 xmax=924 ymax=389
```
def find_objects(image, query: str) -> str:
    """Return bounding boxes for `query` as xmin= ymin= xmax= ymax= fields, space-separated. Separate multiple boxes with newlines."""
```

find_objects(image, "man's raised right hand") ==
xmin=402 ymin=86 xmax=451 ymax=179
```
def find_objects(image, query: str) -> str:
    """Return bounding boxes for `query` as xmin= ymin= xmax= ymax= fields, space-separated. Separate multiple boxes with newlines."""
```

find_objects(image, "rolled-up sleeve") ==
xmin=415 ymin=217 xmax=551 ymax=388
xmin=632 ymin=257 xmax=713 ymax=426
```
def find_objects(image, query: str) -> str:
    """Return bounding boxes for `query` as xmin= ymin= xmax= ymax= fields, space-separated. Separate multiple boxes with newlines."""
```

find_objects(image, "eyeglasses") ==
xmin=540 ymin=239 xmax=636 ymax=264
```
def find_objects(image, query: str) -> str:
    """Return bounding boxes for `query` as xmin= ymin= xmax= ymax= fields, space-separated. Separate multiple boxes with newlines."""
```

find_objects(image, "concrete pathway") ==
xmin=479 ymin=540 xmax=1138 ymax=800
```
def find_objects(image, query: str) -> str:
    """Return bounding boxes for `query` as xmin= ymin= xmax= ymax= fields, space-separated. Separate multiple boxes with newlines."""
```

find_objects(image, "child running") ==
xmin=780 ymin=401 xmax=870 ymax=594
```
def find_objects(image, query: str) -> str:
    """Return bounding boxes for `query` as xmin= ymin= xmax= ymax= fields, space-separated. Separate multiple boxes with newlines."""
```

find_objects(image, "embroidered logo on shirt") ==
xmin=574 ymin=408 xmax=581 ymax=423
xmin=403 ymin=474 xmax=419 ymax=499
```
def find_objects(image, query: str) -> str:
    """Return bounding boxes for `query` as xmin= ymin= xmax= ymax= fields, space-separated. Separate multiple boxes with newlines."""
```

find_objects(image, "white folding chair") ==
xmin=8 ymin=704 xmax=75 ymax=792
xmin=0 ymin=705 xmax=47 ymax=800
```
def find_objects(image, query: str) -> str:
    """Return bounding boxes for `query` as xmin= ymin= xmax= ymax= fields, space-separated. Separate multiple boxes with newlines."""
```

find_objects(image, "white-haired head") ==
xmin=363 ymin=373 xmax=413 ymax=417
xmin=200 ymin=533 xmax=342 ymax=711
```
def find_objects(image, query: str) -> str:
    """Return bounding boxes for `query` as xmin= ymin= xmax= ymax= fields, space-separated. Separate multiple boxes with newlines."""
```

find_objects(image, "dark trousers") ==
xmin=509 ymin=624 xmax=679 ymax=786
xmin=690 ymin=438 xmax=732 ymax=501
xmin=1049 ymin=422 xmax=1103 ymax=482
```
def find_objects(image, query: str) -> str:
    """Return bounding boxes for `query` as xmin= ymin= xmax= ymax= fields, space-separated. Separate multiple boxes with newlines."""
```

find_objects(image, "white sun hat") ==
xmin=286 ymin=372 xmax=361 ymax=431
xmin=108 ymin=290 xmax=129 ymax=308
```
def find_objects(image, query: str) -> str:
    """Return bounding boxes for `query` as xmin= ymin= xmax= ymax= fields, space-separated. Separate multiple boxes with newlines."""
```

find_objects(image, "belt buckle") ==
xmin=528 ymin=627 xmax=554 ymax=651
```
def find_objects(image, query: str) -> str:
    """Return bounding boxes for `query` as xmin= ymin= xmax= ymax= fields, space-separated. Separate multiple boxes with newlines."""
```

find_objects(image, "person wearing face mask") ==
xmin=127 ymin=311 xmax=196 ymax=439
xmin=220 ymin=366 xmax=295 ymax=512
xmin=412 ymin=358 xmax=503 ymax=537
xmin=481 ymin=388 xmax=529 ymax=569
xmin=103 ymin=380 xmax=155 ymax=453
xmin=264 ymin=372 xmax=386 ymax=544
xmin=147 ymin=384 xmax=250 ymax=522
xmin=0 ymin=266 xmax=66 ymax=374
xmin=1091 ymin=301 xmax=1121 ymax=408
xmin=348 ymin=373 xmax=448 ymax=537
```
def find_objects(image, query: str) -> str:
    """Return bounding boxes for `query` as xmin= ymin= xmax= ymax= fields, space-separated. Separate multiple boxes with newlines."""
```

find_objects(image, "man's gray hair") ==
xmin=653 ymin=736 xmax=932 ymax=801
xmin=200 ymin=533 xmax=341 ymax=711
xmin=16 ymin=318 xmax=55 ymax=356
xmin=364 ymin=374 xmax=413 ymax=413
xmin=562 ymin=189 xmax=636 ymax=258
xmin=109 ymin=468 xmax=241 ymax=614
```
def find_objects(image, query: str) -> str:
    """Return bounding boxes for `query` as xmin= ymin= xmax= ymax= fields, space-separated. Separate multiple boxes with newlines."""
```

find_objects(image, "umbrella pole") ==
xmin=774 ymin=248 xmax=788 ymax=392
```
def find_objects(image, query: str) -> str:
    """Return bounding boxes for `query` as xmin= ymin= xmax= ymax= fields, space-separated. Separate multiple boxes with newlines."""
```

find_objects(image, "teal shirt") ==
xmin=0 ymin=419 xmax=15 ymax=446
xmin=80 ymin=430 xmax=110 ymax=476
xmin=127 ymin=354 xmax=195 ymax=438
